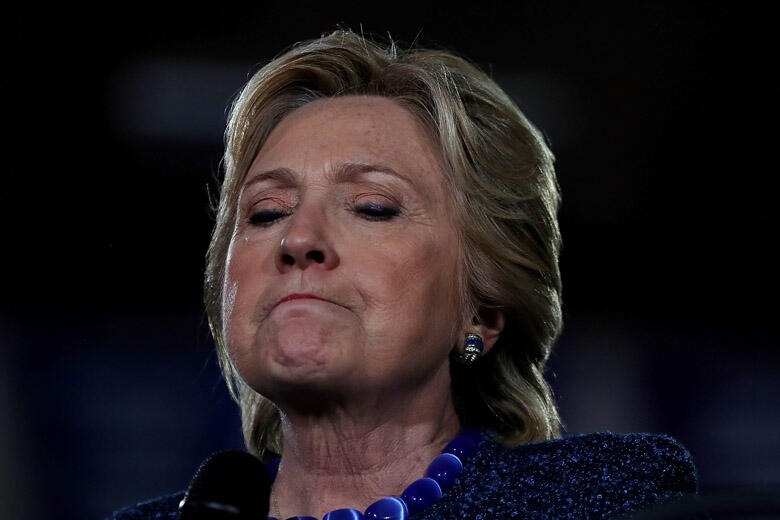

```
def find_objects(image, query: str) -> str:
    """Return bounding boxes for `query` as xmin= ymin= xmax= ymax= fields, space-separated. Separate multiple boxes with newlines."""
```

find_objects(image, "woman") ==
xmin=109 ymin=30 xmax=697 ymax=519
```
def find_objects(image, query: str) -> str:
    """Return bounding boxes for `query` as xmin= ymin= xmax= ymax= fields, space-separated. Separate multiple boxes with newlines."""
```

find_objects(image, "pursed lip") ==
xmin=272 ymin=293 xmax=331 ymax=309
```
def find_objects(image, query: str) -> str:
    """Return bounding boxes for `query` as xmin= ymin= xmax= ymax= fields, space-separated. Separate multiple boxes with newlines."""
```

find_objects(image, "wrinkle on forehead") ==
xmin=248 ymin=96 xmax=445 ymax=190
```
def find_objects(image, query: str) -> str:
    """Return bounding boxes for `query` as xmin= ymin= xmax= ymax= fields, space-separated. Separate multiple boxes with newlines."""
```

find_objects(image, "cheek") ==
xmin=221 ymin=241 xmax=268 ymax=354
xmin=221 ymin=278 xmax=239 ymax=338
xmin=360 ymin=230 xmax=462 ymax=333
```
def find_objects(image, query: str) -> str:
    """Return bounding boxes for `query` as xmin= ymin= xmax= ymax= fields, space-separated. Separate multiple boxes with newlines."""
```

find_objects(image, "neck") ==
xmin=269 ymin=370 xmax=460 ymax=519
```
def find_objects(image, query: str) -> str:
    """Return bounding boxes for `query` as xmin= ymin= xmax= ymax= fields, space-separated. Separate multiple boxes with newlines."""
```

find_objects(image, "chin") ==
xmin=237 ymin=337 xmax=350 ymax=403
xmin=262 ymin=309 xmax=355 ymax=369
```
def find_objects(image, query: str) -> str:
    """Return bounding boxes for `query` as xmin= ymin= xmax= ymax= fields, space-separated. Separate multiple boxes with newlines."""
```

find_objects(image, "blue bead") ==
xmin=443 ymin=433 xmax=478 ymax=460
xmin=364 ymin=496 xmax=409 ymax=520
xmin=286 ymin=517 xmax=318 ymax=520
xmin=268 ymin=518 xmax=279 ymax=520
xmin=401 ymin=477 xmax=442 ymax=514
xmin=266 ymin=457 xmax=281 ymax=483
xmin=425 ymin=453 xmax=463 ymax=489
xmin=323 ymin=508 xmax=364 ymax=520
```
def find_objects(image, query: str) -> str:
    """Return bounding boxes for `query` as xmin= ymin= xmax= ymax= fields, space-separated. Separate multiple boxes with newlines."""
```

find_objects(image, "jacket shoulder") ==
xmin=507 ymin=431 xmax=697 ymax=515
xmin=545 ymin=431 xmax=699 ymax=494
xmin=105 ymin=490 xmax=185 ymax=520
xmin=418 ymin=430 xmax=697 ymax=519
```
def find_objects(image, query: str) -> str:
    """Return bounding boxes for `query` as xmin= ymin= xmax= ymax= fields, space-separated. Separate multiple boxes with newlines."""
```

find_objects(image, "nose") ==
xmin=275 ymin=207 xmax=340 ymax=273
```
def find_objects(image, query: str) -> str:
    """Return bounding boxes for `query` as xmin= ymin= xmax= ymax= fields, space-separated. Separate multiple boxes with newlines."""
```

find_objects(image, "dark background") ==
xmin=5 ymin=3 xmax=778 ymax=519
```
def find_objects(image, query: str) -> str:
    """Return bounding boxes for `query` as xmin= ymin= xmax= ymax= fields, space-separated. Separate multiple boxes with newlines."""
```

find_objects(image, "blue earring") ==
xmin=457 ymin=333 xmax=484 ymax=366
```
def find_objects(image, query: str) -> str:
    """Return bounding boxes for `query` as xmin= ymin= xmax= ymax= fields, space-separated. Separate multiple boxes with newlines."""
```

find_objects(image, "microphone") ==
xmin=177 ymin=450 xmax=271 ymax=519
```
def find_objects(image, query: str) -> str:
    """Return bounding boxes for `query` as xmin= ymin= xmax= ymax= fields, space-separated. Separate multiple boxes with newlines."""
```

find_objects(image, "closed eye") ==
xmin=248 ymin=202 xmax=399 ymax=226
xmin=355 ymin=202 xmax=400 ymax=221
xmin=249 ymin=209 xmax=289 ymax=226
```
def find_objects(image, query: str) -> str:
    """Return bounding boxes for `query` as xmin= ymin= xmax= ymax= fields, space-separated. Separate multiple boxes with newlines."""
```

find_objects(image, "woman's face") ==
xmin=222 ymin=96 xmax=464 ymax=408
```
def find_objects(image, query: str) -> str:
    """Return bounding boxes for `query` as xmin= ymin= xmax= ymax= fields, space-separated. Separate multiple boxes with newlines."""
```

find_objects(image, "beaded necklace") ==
xmin=266 ymin=429 xmax=481 ymax=520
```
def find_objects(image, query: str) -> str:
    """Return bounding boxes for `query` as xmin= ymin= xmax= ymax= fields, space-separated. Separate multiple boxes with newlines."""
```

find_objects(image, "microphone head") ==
xmin=178 ymin=450 xmax=271 ymax=519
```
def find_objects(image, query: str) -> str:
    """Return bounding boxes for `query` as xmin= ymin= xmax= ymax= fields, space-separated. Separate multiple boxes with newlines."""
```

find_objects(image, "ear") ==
xmin=462 ymin=307 xmax=505 ymax=356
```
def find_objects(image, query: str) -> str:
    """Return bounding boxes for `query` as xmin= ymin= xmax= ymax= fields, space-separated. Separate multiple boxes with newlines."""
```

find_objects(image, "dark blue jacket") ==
xmin=106 ymin=431 xmax=697 ymax=519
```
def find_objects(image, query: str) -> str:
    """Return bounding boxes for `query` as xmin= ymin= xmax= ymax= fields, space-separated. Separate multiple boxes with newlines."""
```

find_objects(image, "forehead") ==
xmin=247 ymin=96 xmax=446 ymax=193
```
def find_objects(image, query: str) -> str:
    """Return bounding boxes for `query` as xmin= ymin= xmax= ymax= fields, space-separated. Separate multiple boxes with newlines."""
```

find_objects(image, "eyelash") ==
xmin=248 ymin=210 xmax=288 ymax=227
xmin=247 ymin=203 xmax=400 ymax=227
xmin=352 ymin=202 xmax=401 ymax=220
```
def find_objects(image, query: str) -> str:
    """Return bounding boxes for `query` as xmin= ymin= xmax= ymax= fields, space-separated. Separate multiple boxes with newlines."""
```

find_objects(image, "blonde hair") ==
xmin=204 ymin=30 xmax=563 ymax=459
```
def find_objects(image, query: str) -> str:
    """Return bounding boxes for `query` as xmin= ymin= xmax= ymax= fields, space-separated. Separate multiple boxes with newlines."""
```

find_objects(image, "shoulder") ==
xmin=511 ymin=431 xmax=699 ymax=495
xmin=105 ymin=490 xmax=185 ymax=520
xmin=487 ymin=431 xmax=697 ymax=515
xmin=420 ymin=431 xmax=697 ymax=519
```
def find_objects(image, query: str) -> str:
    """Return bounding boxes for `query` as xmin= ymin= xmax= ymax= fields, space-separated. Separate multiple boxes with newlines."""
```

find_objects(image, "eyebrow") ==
xmin=243 ymin=162 xmax=416 ymax=190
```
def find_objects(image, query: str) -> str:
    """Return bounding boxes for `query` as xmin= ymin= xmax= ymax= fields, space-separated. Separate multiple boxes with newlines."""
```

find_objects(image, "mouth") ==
xmin=272 ymin=293 xmax=332 ymax=309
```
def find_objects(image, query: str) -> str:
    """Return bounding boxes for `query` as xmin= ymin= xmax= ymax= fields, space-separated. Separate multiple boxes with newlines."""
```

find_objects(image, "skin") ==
xmin=222 ymin=95 xmax=503 ymax=518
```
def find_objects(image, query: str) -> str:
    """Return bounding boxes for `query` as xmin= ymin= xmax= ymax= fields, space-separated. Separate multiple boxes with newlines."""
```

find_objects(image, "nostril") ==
xmin=282 ymin=253 xmax=295 ymax=265
xmin=307 ymin=250 xmax=325 ymax=263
